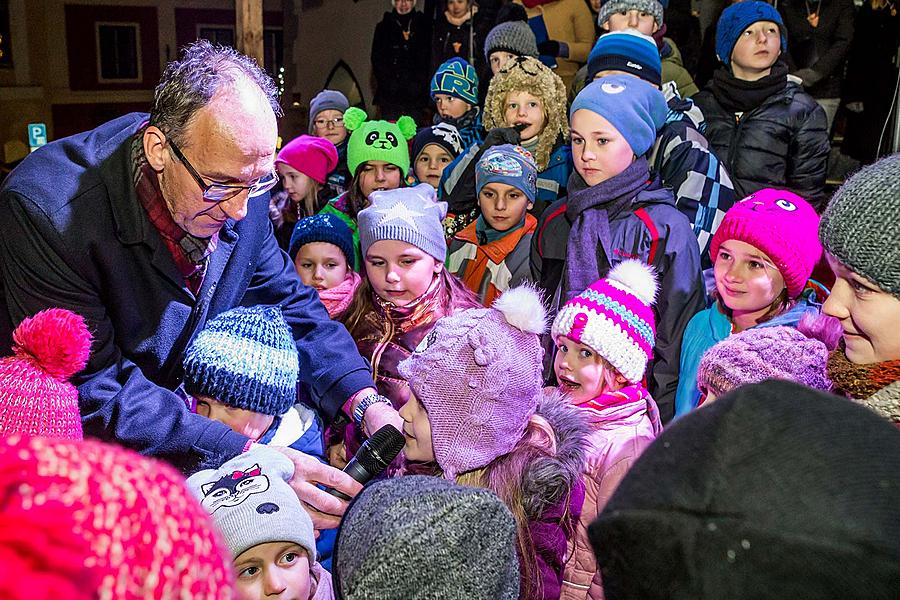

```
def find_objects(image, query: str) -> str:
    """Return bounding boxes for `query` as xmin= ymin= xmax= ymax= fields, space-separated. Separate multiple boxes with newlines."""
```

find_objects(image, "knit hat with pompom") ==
xmin=344 ymin=107 xmax=417 ymax=176
xmin=0 ymin=308 xmax=92 ymax=440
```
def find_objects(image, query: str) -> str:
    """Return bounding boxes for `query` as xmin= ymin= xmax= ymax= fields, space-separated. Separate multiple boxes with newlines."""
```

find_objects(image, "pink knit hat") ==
xmin=397 ymin=285 xmax=547 ymax=480
xmin=551 ymin=260 xmax=658 ymax=384
xmin=710 ymin=189 xmax=822 ymax=298
xmin=276 ymin=134 xmax=339 ymax=184
xmin=0 ymin=308 xmax=92 ymax=440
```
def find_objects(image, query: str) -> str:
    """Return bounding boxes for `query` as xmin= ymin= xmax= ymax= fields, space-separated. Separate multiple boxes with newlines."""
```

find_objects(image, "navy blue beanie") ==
xmin=288 ymin=213 xmax=356 ymax=270
xmin=183 ymin=306 xmax=299 ymax=416
xmin=587 ymin=30 xmax=662 ymax=86
xmin=430 ymin=58 xmax=479 ymax=106
xmin=715 ymin=1 xmax=786 ymax=67
xmin=476 ymin=144 xmax=538 ymax=204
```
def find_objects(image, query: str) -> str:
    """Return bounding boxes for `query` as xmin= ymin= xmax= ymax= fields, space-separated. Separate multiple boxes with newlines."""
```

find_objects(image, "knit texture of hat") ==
xmin=334 ymin=475 xmax=520 ymax=599
xmin=587 ymin=29 xmax=662 ymax=86
xmin=358 ymin=183 xmax=449 ymax=262
xmin=289 ymin=212 xmax=357 ymax=269
xmin=710 ymin=188 xmax=821 ymax=299
xmin=412 ymin=122 xmax=464 ymax=163
xmin=183 ymin=305 xmax=299 ymax=416
xmin=570 ymin=74 xmax=668 ymax=157
xmin=309 ymin=89 xmax=350 ymax=124
xmin=589 ymin=380 xmax=900 ymax=600
xmin=0 ymin=308 xmax=91 ymax=441
xmin=430 ymin=57 xmax=479 ymax=106
xmin=398 ymin=285 xmax=547 ymax=480
xmin=552 ymin=260 xmax=658 ymax=383
xmin=344 ymin=107 xmax=417 ymax=176
xmin=484 ymin=20 xmax=539 ymax=61
xmin=476 ymin=144 xmax=538 ymax=204
xmin=484 ymin=56 xmax=569 ymax=172
xmin=598 ymin=0 xmax=665 ymax=26
xmin=716 ymin=0 xmax=786 ymax=67
xmin=276 ymin=134 xmax=338 ymax=184
xmin=0 ymin=435 xmax=235 ymax=600
xmin=186 ymin=446 xmax=317 ymax=562
xmin=820 ymin=152 xmax=900 ymax=298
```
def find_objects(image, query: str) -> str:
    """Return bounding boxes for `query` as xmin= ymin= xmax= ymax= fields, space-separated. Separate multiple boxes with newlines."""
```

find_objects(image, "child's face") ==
xmin=415 ymin=144 xmax=454 ymax=189
xmin=504 ymin=91 xmax=547 ymax=140
xmin=277 ymin=164 xmax=316 ymax=204
xmin=730 ymin=21 xmax=781 ymax=80
xmin=234 ymin=542 xmax=311 ymax=600
xmin=358 ymin=160 xmax=403 ymax=199
xmin=446 ymin=0 xmax=470 ymax=18
xmin=478 ymin=182 xmax=532 ymax=232
xmin=294 ymin=242 xmax=350 ymax=291
xmin=490 ymin=50 xmax=516 ymax=75
xmin=312 ymin=109 xmax=348 ymax=145
xmin=603 ymin=9 xmax=659 ymax=35
xmin=570 ymin=109 xmax=636 ymax=186
xmin=434 ymin=94 xmax=471 ymax=119
xmin=714 ymin=239 xmax=786 ymax=319
xmin=365 ymin=240 xmax=442 ymax=306
xmin=399 ymin=391 xmax=435 ymax=463
xmin=554 ymin=335 xmax=623 ymax=403
xmin=195 ymin=395 xmax=275 ymax=441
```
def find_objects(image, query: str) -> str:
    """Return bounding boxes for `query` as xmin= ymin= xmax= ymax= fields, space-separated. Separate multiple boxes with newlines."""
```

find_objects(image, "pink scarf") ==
xmin=574 ymin=383 xmax=663 ymax=434
xmin=318 ymin=271 xmax=362 ymax=318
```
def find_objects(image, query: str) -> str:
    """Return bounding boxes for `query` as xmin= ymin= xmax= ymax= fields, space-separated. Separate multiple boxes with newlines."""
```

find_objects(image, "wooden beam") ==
xmin=236 ymin=0 xmax=264 ymax=67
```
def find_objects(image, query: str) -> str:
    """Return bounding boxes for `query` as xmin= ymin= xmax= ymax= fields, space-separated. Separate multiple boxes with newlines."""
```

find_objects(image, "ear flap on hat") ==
xmin=344 ymin=107 xmax=368 ymax=132
xmin=397 ymin=115 xmax=418 ymax=141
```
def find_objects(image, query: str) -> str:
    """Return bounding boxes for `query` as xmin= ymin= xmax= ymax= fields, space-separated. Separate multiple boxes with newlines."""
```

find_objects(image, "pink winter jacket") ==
xmin=560 ymin=386 xmax=662 ymax=600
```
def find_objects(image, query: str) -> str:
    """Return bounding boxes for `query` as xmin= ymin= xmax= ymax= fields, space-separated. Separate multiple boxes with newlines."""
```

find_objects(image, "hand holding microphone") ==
xmin=326 ymin=424 xmax=406 ymax=501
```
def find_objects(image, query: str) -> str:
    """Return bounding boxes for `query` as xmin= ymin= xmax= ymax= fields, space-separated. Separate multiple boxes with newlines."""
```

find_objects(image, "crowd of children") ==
xmin=2 ymin=2 xmax=899 ymax=598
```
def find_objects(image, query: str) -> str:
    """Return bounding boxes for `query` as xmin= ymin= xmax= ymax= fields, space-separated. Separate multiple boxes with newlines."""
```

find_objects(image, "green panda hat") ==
xmin=345 ymin=107 xmax=417 ymax=176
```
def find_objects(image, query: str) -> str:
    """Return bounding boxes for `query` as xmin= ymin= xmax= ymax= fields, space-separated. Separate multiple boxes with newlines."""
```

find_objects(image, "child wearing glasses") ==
xmin=309 ymin=89 xmax=352 ymax=196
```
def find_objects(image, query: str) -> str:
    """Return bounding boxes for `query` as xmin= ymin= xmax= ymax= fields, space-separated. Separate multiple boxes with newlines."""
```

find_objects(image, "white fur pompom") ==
xmin=607 ymin=259 xmax=658 ymax=306
xmin=492 ymin=284 xmax=548 ymax=335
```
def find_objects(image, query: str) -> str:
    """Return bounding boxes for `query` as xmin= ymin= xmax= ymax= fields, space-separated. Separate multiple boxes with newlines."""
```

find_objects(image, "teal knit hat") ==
xmin=430 ymin=58 xmax=479 ymax=106
xmin=344 ymin=107 xmax=417 ymax=176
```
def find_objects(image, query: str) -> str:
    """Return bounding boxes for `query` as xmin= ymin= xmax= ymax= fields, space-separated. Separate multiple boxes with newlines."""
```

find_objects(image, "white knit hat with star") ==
xmin=358 ymin=183 xmax=449 ymax=262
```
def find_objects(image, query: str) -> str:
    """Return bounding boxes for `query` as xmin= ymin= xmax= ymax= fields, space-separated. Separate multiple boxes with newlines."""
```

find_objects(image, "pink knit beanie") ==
xmin=275 ymin=134 xmax=339 ymax=184
xmin=0 ymin=308 xmax=91 ymax=440
xmin=397 ymin=285 xmax=547 ymax=480
xmin=551 ymin=260 xmax=658 ymax=384
xmin=710 ymin=189 xmax=822 ymax=298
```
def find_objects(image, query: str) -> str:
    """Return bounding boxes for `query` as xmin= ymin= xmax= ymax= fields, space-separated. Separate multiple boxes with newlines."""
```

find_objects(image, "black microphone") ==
xmin=327 ymin=424 xmax=406 ymax=501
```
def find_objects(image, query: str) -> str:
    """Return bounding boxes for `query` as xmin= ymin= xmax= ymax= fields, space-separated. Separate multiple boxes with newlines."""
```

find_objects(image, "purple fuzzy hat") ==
xmin=398 ymin=285 xmax=547 ymax=480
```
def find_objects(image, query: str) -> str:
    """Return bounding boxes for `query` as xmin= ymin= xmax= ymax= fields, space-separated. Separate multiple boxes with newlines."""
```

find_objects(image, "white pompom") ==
xmin=492 ymin=284 xmax=548 ymax=335
xmin=607 ymin=259 xmax=658 ymax=306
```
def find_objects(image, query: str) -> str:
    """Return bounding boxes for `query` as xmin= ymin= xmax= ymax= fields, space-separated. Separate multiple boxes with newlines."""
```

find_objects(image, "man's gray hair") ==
xmin=150 ymin=39 xmax=283 ymax=147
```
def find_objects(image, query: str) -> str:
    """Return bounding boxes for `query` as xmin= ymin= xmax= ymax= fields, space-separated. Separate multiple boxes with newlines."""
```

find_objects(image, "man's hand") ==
xmin=362 ymin=400 xmax=404 ymax=438
xmin=273 ymin=446 xmax=363 ymax=529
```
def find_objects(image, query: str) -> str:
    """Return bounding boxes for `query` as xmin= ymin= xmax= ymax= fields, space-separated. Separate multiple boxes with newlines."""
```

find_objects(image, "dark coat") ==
xmin=693 ymin=81 xmax=830 ymax=209
xmin=430 ymin=11 xmax=491 ymax=74
xmin=371 ymin=9 xmax=432 ymax=112
xmin=0 ymin=113 xmax=374 ymax=474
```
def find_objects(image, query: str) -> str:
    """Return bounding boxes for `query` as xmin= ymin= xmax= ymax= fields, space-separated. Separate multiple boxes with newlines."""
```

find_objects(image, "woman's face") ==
xmin=276 ymin=163 xmax=316 ymax=204
xmin=399 ymin=391 xmax=435 ymax=463
xmin=393 ymin=0 xmax=416 ymax=15
xmin=824 ymin=254 xmax=900 ymax=364
xmin=414 ymin=144 xmax=454 ymax=189
xmin=365 ymin=240 xmax=442 ymax=306
xmin=504 ymin=90 xmax=547 ymax=141
xmin=713 ymin=239 xmax=786 ymax=320
xmin=570 ymin=109 xmax=635 ymax=186
xmin=446 ymin=0 xmax=470 ymax=19
xmin=357 ymin=160 xmax=403 ymax=199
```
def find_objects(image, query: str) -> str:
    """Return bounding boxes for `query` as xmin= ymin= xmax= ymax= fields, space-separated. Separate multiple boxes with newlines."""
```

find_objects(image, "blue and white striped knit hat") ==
xmin=183 ymin=306 xmax=298 ymax=416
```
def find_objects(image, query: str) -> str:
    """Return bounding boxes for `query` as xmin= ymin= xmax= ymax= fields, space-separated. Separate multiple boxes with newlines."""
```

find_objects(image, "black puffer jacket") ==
xmin=693 ymin=81 xmax=829 ymax=209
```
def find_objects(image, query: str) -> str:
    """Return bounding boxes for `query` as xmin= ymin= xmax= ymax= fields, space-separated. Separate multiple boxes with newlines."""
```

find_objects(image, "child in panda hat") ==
xmin=549 ymin=259 xmax=663 ymax=599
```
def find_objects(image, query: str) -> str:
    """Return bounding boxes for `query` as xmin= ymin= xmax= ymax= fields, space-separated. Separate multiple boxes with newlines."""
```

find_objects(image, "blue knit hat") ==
xmin=587 ymin=30 xmax=662 ymax=86
xmin=430 ymin=58 xmax=479 ymax=107
xmin=476 ymin=144 xmax=538 ymax=204
xmin=288 ymin=213 xmax=356 ymax=270
xmin=570 ymin=74 xmax=668 ymax=156
xmin=358 ymin=183 xmax=449 ymax=262
xmin=183 ymin=306 xmax=298 ymax=416
xmin=716 ymin=1 xmax=786 ymax=67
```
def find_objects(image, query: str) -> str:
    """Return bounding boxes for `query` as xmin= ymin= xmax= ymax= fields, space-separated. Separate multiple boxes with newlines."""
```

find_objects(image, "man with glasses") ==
xmin=0 ymin=41 xmax=401 ymax=529
xmin=308 ymin=89 xmax=352 ymax=196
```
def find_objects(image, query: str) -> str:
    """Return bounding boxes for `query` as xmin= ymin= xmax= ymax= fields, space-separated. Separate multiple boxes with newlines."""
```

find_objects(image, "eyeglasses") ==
xmin=314 ymin=117 xmax=345 ymax=129
xmin=167 ymin=140 xmax=278 ymax=203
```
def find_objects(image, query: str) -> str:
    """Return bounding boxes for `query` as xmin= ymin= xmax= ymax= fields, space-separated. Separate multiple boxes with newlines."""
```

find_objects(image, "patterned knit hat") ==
xmin=0 ymin=435 xmax=234 ymax=599
xmin=276 ymin=134 xmax=339 ymax=185
xmin=476 ymin=144 xmax=538 ymax=204
xmin=183 ymin=306 xmax=299 ymax=416
xmin=551 ymin=260 xmax=658 ymax=384
xmin=599 ymin=0 xmax=666 ymax=26
xmin=710 ymin=189 xmax=821 ymax=299
xmin=587 ymin=29 xmax=663 ymax=86
xmin=716 ymin=1 xmax=787 ymax=67
xmin=819 ymin=153 xmax=900 ymax=298
xmin=334 ymin=475 xmax=520 ymax=599
xmin=186 ymin=446 xmax=317 ymax=562
xmin=397 ymin=285 xmax=547 ymax=480
xmin=289 ymin=213 xmax=356 ymax=269
xmin=0 ymin=308 xmax=91 ymax=441
xmin=411 ymin=122 xmax=464 ymax=163
xmin=484 ymin=20 xmax=539 ymax=61
xmin=358 ymin=183 xmax=449 ymax=262
xmin=308 ymin=89 xmax=350 ymax=125
xmin=344 ymin=107 xmax=417 ymax=176
xmin=430 ymin=57 xmax=479 ymax=106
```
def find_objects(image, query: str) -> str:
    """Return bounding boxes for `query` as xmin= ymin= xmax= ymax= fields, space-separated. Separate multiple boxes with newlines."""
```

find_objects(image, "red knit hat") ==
xmin=276 ymin=134 xmax=339 ymax=184
xmin=0 ymin=308 xmax=92 ymax=440
xmin=0 ymin=435 xmax=236 ymax=600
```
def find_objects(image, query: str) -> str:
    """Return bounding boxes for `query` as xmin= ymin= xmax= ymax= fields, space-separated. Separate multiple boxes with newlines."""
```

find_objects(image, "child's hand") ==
xmin=327 ymin=442 xmax=349 ymax=470
xmin=362 ymin=401 xmax=404 ymax=439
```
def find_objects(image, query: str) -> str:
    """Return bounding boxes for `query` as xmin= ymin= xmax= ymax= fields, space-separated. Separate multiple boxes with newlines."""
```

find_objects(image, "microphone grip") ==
xmin=325 ymin=456 xmax=372 ymax=501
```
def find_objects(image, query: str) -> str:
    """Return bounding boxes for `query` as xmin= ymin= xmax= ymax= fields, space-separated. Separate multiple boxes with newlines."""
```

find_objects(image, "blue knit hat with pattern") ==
xmin=716 ymin=1 xmax=786 ymax=67
xmin=183 ymin=306 xmax=298 ymax=416
xmin=430 ymin=58 xmax=479 ymax=106
xmin=476 ymin=144 xmax=538 ymax=204
xmin=289 ymin=213 xmax=356 ymax=270
xmin=570 ymin=74 xmax=668 ymax=156
xmin=587 ymin=30 xmax=662 ymax=86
